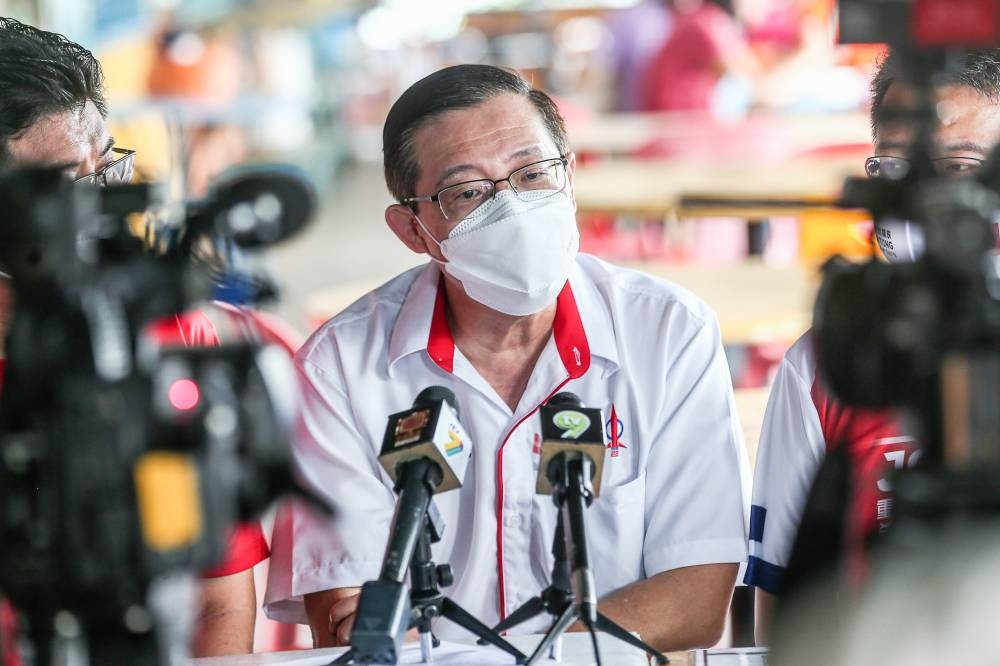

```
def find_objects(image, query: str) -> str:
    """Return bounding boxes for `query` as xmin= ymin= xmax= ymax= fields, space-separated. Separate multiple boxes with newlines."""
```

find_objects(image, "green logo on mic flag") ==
xmin=553 ymin=410 xmax=591 ymax=439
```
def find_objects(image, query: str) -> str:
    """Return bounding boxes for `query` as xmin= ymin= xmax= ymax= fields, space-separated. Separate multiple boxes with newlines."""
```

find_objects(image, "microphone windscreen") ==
xmin=414 ymin=386 xmax=458 ymax=418
xmin=208 ymin=164 xmax=316 ymax=249
xmin=547 ymin=392 xmax=584 ymax=408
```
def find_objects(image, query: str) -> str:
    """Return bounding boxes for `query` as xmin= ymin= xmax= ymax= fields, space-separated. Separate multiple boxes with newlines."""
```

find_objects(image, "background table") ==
xmin=572 ymin=155 xmax=865 ymax=219
xmin=568 ymin=110 xmax=870 ymax=159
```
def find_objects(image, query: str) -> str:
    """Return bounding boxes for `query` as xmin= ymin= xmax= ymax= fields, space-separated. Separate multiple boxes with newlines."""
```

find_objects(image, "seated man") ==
xmin=0 ymin=17 xmax=273 ymax=657
xmin=746 ymin=47 xmax=1000 ymax=643
xmin=264 ymin=64 xmax=750 ymax=652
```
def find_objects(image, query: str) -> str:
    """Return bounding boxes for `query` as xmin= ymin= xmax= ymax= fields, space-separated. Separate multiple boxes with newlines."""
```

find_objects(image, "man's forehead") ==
xmin=6 ymin=101 xmax=108 ymax=168
xmin=411 ymin=94 xmax=557 ymax=185
xmin=877 ymin=82 xmax=1000 ymax=150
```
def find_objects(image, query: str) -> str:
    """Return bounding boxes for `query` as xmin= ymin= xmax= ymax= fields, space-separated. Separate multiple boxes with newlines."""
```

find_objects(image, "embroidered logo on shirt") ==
xmin=605 ymin=404 xmax=628 ymax=458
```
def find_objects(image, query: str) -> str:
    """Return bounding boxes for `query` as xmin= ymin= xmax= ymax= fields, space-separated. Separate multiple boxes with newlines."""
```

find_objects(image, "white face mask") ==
xmin=874 ymin=218 xmax=926 ymax=263
xmin=418 ymin=189 xmax=579 ymax=316
xmin=874 ymin=217 xmax=1000 ymax=263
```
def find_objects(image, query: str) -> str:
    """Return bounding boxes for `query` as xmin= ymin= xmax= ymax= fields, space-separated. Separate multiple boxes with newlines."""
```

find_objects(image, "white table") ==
xmin=190 ymin=637 xmax=768 ymax=666
xmin=191 ymin=633 xmax=644 ymax=665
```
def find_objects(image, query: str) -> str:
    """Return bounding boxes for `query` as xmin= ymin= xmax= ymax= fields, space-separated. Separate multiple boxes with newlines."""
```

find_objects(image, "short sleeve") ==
xmin=202 ymin=522 xmax=270 ymax=578
xmin=263 ymin=353 xmax=396 ymax=624
xmin=744 ymin=338 xmax=826 ymax=594
xmin=642 ymin=311 xmax=751 ymax=576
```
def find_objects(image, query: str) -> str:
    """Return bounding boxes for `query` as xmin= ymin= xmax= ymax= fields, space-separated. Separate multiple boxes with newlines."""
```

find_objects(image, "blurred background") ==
xmin=0 ymin=0 xmax=885 ymax=651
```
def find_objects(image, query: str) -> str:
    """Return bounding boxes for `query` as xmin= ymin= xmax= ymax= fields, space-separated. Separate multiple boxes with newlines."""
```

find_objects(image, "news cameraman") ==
xmin=263 ymin=64 xmax=751 ymax=653
xmin=0 ymin=17 xmax=270 ymax=658
xmin=745 ymin=47 xmax=1000 ymax=643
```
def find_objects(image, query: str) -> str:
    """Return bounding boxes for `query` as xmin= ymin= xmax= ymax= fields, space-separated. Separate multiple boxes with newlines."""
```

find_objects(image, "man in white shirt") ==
xmin=264 ymin=64 xmax=750 ymax=652
xmin=746 ymin=47 xmax=1000 ymax=643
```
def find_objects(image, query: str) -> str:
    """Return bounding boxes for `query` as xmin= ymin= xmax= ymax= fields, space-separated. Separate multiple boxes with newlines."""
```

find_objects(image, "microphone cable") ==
xmin=585 ymin=618 xmax=602 ymax=666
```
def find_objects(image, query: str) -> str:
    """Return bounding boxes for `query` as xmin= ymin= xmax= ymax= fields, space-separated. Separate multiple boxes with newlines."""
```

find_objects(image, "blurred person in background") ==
xmin=641 ymin=0 xmax=757 ymax=113
xmin=147 ymin=24 xmax=248 ymax=198
xmin=745 ymin=47 xmax=1000 ymax=644
xmin=0 ymin=16 xmax=275 ymax=658
xmin=607 ymin=0 xmax=674 ymax=112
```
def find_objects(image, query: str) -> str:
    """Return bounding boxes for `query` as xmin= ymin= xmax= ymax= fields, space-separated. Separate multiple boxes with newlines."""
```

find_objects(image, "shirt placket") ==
xmin=497 ymin=343 xmax=573 ymax=618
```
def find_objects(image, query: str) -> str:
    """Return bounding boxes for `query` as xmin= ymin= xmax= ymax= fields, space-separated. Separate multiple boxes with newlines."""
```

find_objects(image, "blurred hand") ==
xmin=328 ymin=588 xmax=361 ymax=646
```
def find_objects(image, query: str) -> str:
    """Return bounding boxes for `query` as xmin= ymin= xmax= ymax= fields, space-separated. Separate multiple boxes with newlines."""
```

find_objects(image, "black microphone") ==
xmin=375 ymin=386 xmax=470 ymax=583
xmin=350 ymin=387 xmax=471 ymax=663
xmin=187 ymin=164 xmax=316 ymax=249
xmin=536 ymin=392 xmax=607 ymax=497
xmin=536 ymin=392 xmax=606 ymax=627
xmin=378 ymin=386 xmax=470 ymax=495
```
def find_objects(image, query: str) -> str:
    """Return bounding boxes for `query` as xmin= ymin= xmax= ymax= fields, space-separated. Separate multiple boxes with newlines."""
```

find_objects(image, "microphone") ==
xmin=375 ymin=386 xmax=470 ymax=583
xmin=349 ymin=387 xmax=471 ymax=663
xmin=187 ymin=164 xmax=316 ymax=249
xmin=378 ymin=386 xmax=471 ymax=494
xmin=536 ymin=392 xmax=607 ymax=497
xmin=536 ymin=392 xmax=606 ymax=627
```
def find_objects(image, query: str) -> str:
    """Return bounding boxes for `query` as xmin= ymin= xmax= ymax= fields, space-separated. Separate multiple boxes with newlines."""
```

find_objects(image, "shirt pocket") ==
xmin=590 ymin=474 xmax=646 ymax=592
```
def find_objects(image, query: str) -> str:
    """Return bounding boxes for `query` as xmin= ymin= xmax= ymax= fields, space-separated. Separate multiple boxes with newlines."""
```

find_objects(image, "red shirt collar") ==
xmin=427 ymin=277 xmax=590 ymax=380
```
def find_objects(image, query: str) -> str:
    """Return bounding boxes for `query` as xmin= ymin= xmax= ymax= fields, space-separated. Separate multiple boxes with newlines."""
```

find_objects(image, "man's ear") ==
xmin=386 ymin=204 xmax=430 ymax=254
xmin=564 ymin=150 xmax=578 ymax=207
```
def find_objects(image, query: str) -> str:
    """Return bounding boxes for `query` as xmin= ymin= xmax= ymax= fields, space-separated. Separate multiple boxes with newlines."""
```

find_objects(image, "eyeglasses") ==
xmin=74 ymin=147 xmax=136 ymax=186
xmin=403 ymin=156 xmax=569 ymax=221
xmin=864 ymin=155 xmax=984 ymax=180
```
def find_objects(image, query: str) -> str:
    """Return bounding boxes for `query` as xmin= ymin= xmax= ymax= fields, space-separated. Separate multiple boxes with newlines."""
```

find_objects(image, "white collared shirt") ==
xmin=264 ymin=254 xmax=750 ymax=638
xmin=745 ymin=333 xmax=914 ymax=594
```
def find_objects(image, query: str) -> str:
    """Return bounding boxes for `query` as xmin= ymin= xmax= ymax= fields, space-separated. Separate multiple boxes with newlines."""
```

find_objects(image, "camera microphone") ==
xmin=186 ymin=164 xmax=316 ymax=249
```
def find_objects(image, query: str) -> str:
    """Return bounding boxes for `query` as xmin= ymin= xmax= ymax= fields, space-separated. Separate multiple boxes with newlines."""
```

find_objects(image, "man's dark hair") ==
xmin=870 ymin=48 xmax=1000 ymax=139
xmin=382 ymin=64 xmax=568 ymax=203
xmin=0 ymin=17 xmax=107 ymax=167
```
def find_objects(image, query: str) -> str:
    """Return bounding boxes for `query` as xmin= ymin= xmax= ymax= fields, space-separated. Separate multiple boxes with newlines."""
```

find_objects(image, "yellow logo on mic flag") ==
xmin=444 ymin=427 xmax=464 ymax=457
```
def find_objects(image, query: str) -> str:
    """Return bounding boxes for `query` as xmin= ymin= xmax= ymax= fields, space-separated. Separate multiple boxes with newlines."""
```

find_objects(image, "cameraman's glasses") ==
xmin=75 ymin=147 xmax=136 ymax=186
xmin=865 ymin=155 xmax=983 ymax=180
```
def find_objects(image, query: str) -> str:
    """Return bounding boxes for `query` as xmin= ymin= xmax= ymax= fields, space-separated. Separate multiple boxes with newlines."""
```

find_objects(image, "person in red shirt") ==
xmin=640 ymin=0 xmax=753 ymax=112
xmin=0 ymin=17 xmax=290 ymax=659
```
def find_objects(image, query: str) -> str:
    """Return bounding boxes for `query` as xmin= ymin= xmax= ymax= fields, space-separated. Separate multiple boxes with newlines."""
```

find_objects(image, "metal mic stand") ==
xmin=491 ymin=454 xmax=668 ymax=665
xmin=332 ymin=501 xmax=526 ymax=665
xmin=406 ymin=503 xmax=526 ymax=664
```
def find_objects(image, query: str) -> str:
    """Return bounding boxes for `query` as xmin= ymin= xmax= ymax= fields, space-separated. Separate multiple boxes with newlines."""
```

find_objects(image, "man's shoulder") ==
xmin=781 ymin=330 xmax=817 ymax=381
xmin=297 ymin=264 xmax=428 ymax=362
xmin=575 ymin=254 xmax=716 ymax=325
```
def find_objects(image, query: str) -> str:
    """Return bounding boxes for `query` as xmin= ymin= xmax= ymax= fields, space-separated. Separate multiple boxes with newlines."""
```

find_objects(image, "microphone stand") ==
xmin=490 ymin=453 xmax=669 ymax=665
xmin=406 ymin=502 xmax=526 ymax=664
xmin=332 ymin=460 xmax=525 ymax=665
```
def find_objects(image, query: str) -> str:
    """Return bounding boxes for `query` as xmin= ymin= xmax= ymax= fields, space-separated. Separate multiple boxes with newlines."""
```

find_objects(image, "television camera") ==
xmin=0 ymin=165 xmax=320 ymax=666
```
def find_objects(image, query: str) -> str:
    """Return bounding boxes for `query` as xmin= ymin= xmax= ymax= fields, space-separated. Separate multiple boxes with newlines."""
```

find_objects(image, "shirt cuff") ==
xmin=743 ymin=555 xmax=785 ymax=594
xmin=263 ymin=556 xmax=382 ymax=625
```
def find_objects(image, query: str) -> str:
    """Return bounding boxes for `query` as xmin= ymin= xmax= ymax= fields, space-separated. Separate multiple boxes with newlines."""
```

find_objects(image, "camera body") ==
xmin=0 ymin=166 xmax=314 ymax=665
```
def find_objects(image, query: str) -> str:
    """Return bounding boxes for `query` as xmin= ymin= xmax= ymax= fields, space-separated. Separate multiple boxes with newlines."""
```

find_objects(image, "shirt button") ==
xmin=503 ymin=513 xmax=523 ymax=527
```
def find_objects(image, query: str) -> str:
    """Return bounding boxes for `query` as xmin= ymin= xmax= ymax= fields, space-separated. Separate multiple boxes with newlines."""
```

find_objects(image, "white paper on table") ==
xmin=691 ymin=647 xmax=769 ymax=666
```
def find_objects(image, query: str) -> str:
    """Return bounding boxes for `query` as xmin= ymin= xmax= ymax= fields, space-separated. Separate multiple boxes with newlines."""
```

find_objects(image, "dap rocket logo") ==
xmin=605 ymin=405 xmax=628 ymax=458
